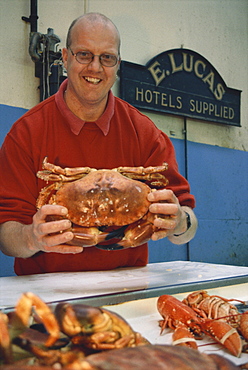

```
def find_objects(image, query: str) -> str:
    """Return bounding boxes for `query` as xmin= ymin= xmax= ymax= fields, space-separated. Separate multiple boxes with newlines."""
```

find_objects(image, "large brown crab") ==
xmin=36 ymin=158 xmax=169 ymax=250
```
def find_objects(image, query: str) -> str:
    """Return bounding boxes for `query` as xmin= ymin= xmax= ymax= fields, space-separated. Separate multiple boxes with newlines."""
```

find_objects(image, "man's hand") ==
xmin=0 ymin=205 xmax=83 ymax=259
xmin=27 ymin=205 xmax=83 ymax=254
xmin=147 ymin=189 xmax=197 ymax=244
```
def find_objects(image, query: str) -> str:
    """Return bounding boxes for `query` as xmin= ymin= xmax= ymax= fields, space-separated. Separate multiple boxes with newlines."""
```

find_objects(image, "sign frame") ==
xmin=120 ymin=49 xmax=241 ymax=126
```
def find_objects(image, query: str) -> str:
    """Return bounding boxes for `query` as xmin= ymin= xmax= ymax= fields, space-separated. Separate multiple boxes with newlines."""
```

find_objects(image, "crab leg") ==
xmin=0 ymin=312 xmax=12 ymax=364
xmin=66 ymin=226 xmax=124 ymax=248
xmin=116 ymin=163 xmax=168 ymax=175
xmin=36 ymin=183 xmax=59 ymax=208
xmin=12 ymin=292 xmax=60 ymax=347
xmin=117 ymin=163 xmax=169 ymax=187
xmin=41 ymin=157 xmax=96 ymax=177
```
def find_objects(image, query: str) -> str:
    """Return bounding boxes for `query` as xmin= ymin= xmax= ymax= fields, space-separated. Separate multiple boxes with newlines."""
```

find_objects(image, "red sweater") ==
xmin=0 ymin=80 xmax=195 ymax=275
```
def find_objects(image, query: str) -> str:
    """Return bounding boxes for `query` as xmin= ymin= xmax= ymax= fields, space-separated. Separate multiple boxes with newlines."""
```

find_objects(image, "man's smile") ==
xmin=84 ymin=76 xmax=101 ymax=84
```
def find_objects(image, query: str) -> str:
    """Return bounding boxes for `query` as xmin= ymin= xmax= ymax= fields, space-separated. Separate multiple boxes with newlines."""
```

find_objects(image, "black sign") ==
xmin=120 ymin=49 xmax=241 ymax=126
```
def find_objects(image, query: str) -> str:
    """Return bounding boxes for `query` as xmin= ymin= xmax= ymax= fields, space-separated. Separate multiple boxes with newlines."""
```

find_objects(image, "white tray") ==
xmin=102 ymin=284 xmax=248 ymax=366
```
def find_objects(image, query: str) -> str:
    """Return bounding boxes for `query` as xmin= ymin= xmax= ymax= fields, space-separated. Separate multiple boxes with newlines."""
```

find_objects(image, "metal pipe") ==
xmin=183 ymin=117 xmax=190 ymax=261
xmin=30 ymin=0 xmax=38 ymax=32
xmin=183 ymin=117 xmax=188 ymax=181
xmin=22 ymin=0 xmax=38 ymax=32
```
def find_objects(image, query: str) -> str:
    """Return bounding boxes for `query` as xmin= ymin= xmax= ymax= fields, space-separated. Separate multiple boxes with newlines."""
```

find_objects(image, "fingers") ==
xmin=31 ymin=205 xmax=83 ymax=254
xmin=147 ymin=189 xmax=185 ymax=239
xmin=42 ymin=243 xmax=83 ymax=254
xmin=35 ymin=204 xmax=69 ymax=221
xmin=36 ymin=221 xmax=78 ymax=253
xmin=153 ymin=216 xmax=177 ymax=230
xmin=148 ymin=189 xmax=179 ymax=217
xmin=149 ymin=202 xmax=178 ymax=216
xmin=150 ymin=217 xmax=176 ymax=241
xmin=148 ymin=189 xmax=176 ymax=203
xmin=151 ymin=228 xmax=168 ymax=241
xmin=36 ymin=218 xmax=72 ymax=237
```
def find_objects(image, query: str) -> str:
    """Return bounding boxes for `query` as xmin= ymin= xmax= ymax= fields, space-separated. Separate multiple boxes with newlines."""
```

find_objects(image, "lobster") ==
xmin=157 ymin=294 xmax=243 ymax=357
xmin=182 ymin=290 xmax=248 ymax=342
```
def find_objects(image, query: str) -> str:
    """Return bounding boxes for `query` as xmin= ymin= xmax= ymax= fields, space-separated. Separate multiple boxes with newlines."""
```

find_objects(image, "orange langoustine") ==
xmin=157 ymin=292 xmax=248 ymax=358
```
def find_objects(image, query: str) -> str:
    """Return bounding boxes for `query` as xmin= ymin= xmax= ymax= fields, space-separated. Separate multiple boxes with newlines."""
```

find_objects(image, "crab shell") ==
xmin=37 ymin=160 xmax=169 ymax=249
xmin=47 ymin=170 xmax=152 ymax=227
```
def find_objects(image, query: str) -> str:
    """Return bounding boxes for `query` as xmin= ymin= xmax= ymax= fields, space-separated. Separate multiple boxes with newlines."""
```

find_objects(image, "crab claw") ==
xmin=11 ymin=292 xmax=60 ymax=347
xmin=98 ymin=218 xmax=155 ymax=250
xmin=0 ymin=312 xmax=12 ymax=364
xmin=201 ymin=319 xmax=242 ymax=357
xmin=67 ymin=226 xmax=112 ymax=247
xmin=95 ymin=226 xmax=128 ymax=250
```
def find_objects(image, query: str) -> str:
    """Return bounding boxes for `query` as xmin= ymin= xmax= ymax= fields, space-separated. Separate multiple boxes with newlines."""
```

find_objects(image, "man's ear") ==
xmin=116 ymin=58 xmax=121 ymax=77
xmin=62 ymin=48 xmax=68 ymax=70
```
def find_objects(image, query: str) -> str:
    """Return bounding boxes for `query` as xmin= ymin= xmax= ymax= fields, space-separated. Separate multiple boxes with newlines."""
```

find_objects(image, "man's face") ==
xmin=62 ymin=19 xmax=120 ymax=111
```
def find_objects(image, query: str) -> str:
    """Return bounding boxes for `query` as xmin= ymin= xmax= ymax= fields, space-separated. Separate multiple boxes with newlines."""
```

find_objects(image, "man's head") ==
xmin=62 ymin=13 xmax=121 ymax=118
xmin=66 ymin=13 xmax=121 ymax=54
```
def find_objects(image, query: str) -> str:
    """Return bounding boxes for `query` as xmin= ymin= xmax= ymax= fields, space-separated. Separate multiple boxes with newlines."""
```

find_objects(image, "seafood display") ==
xmin=1 ymin=291 xmax=248 ymax=369
xmin=182 ymin=290 xmax=248 ymax=342
xmin=157 ymin=291 xmax=248 ymax=358
xmin=0 ymin=292 xmax=149 ymax=368
xmin=37 ymin=158 xmax=168 ymax=250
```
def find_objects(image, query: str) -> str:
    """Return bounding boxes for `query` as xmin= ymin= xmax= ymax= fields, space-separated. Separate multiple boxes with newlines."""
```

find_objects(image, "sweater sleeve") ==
xmin=144 ymin=130 xmax=195 ymax=208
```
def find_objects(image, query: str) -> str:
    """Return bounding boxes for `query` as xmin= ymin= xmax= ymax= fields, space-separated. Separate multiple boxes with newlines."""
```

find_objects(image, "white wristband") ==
xmin=173 ymin=212 xmax=191 ymax=237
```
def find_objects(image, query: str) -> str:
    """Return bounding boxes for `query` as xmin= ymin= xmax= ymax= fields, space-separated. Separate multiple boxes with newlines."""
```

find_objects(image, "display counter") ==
xmin=0 ymin=261 xmax=247 ymax=366
xmin=1 ymin=261 xmax=248 ymax=309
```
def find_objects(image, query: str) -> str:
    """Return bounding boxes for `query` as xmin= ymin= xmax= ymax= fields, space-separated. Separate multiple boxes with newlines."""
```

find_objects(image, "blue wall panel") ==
xmin=149 ymin=239 xmax=188 ymax=262
xmin=0 ymin=254 xmax=15 ymax=277
xmin=188 ymin=141 xmax=248 ymax=266
xmin=189 ymin=142 xmax=247 ymax=220
xmin=0 ymin=105 xmax=28 ymax=276
xmin=1 ymin=104 xmax=247 ymax=275
xmin=190 ymin=219 xmax=248 ymax=265
xmin=149 ymin=140 xmax=248 ymax=266
xmin=0 ymin=104 xmax=27 ymax=143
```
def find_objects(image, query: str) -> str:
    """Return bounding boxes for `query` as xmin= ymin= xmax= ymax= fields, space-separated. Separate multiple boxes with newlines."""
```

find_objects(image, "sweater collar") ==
xmin=55 ymin=79 xmax=114 ymax=136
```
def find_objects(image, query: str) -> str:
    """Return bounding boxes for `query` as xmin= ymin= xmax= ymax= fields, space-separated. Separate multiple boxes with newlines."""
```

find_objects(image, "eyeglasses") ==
xmin=69 ymin=48 xmax=119 ymax=67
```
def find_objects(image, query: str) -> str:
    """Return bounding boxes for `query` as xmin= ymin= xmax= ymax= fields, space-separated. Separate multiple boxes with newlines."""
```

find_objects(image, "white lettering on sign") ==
xmin=147 ymin=61 xmax=165 ymax=87
xmin=148 ymin=51 xmax=225 ymax=101
xmin=136 ymin=88 xmax=182 ymax=109
xmin=189 ymin=99 xmax=235 ymax=119
xmin=135 ymin=87 xmax=235 ymax=120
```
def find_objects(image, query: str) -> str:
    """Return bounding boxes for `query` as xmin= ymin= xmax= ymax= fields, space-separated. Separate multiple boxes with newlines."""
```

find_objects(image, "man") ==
xmin=0 ymin=13 xmax=197 ymax=275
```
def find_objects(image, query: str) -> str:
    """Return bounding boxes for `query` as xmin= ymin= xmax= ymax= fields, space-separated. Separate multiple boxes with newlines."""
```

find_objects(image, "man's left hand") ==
xmin=147 ymin=189 xmax=197 ymax=244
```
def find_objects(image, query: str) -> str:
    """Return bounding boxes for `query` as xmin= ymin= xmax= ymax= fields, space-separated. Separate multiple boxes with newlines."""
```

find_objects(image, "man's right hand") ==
xmin=0 ymin=205 xmax=83 ymax=258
